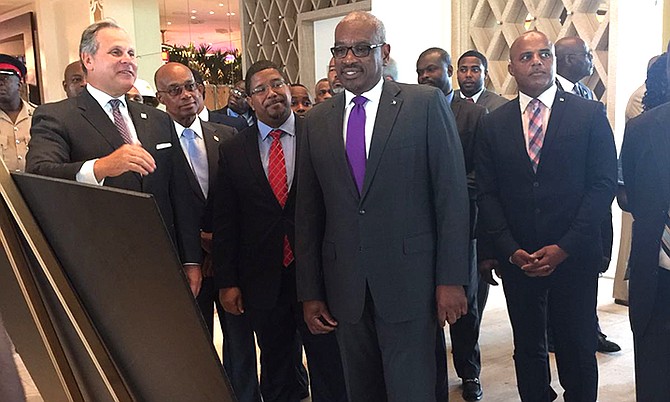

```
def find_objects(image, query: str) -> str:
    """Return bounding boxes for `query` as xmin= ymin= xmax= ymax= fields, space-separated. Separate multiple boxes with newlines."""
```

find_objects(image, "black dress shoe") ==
xmin=462 ymin=378 xmax=483 ymax=401
xmin=597 ymin=333 xmax=621 ymax=353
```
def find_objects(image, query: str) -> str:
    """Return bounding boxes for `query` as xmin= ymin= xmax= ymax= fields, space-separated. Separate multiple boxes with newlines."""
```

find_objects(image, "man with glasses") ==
xmin=213 ymin=80 xmax=255 ymax=127
xmin=27 ymin=20 xmax=203 ymax=296
xmin=213 ymin=60 xmax=346 ymax=402
xmin=297 ymin=11 xmax=469 ymax=402
xmin=189 ymin=68 xmax=247 ymax=132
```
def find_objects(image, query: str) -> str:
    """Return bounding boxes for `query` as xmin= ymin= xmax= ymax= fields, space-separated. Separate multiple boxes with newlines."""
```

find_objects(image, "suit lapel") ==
xmin=450 ymin=96 xmax=463 ymax=118
xmin=77 ymin=89 xmax=126 ymax=150
xmin=202 ymin=123 xmax=220 ymax=196
xmin=507 ymin=98 xmax=534 ymax=173
xmin=538 ymin=92 xmax=568 ymax=173
xmin=242 ymin=125 xmax=281 ymax=207
xmin=327 ymin=94 xmax=360 ymax=200
xmin=361 ymin=81 xmax=402 ymax=200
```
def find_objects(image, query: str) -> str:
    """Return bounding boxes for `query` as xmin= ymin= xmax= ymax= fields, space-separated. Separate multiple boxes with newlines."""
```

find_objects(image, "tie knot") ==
xmin=529 ymin=98 xmax=543 ymax=111
xmin=465 ymin=97 xmax=474 ymax=103
xmin=109 ymin=99 xmax=122 ymax=110
xmin=269 ymin=129 xmax=282 ymax=140
xmin=352 ymin=96 xmax=367 ymax=107
xmin=182 ymin=128 xmax=196 ymax=140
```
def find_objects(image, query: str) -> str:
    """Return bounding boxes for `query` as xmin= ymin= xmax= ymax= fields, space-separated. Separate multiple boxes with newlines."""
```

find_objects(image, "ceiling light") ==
xmin=218 ymin=3 xmax=224 ymax=6
xmin=167 ymin=21 xmax=172 ymax=25
xmin=191 ymin=15 xmax=196 ymax=19
xmin=209 ymin=10 xmax=214 ymax=14
xmin=191 ymin=9 xmax=197 ymax=13
xmin=226 ymin=12 xmax=235 ymax=16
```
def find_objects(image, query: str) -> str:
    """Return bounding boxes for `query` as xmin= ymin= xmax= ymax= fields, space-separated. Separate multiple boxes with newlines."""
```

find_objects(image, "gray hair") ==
xmin=79 ymin=19 xmax=123 ymax=72
xmin=340 ymin=11 xmax=386 ymax=44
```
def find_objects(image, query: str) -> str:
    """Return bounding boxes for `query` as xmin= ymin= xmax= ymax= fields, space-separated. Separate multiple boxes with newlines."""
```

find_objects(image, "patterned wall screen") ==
xmin=456 ymin=0 xmax=609 ymax=101
xmin=241 ymin=0 xmax=365 ymax=83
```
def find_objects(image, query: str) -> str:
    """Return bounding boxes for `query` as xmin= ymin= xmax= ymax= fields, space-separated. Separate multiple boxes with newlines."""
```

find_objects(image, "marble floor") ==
xmin=16 ymin=275 xmax=635 ymax=401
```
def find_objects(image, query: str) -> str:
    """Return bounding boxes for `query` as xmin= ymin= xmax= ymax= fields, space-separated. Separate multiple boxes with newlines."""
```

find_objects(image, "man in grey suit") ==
xmin=455 ymin=50 xmax=508 ymax=111
xmin=26 ymin=20 xmax=203 ymax=294
xmin=296 ymin=11 xmax=470 ymax=402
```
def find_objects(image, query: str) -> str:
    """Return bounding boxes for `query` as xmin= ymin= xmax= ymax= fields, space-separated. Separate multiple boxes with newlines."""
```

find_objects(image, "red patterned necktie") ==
xmin=108 ymin=99 xmax=134 ymax=144
xmin=527 ymin=99 xmax=545 ymax=172
xmin=268 ymin=129 xmax=294 ymax=267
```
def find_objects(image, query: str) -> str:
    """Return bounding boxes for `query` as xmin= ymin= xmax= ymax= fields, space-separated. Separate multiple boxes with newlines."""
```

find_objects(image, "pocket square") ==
xmin=156 ymin=142 xmax=172 ymax=150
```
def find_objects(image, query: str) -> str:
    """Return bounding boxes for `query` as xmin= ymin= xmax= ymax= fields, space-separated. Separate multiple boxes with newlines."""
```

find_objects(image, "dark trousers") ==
xmin=436 ymin=239 xmax=483 ymax=401
xmin=336 ymin=287 xmax=436 ymax=402
xmin=633 ymin=268 xmax=670 ymax=402
xmin=501 ymin=262 xmax=598 ymax=402
xmin=196 ymin=277 xmax=261 ymax=402
xmin=246 ymin=269 xmax=347 ymax=402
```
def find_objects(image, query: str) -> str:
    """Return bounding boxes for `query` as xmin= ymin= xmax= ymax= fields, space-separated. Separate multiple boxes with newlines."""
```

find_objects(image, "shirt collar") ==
xmin=198 ymin=107 xmax=209 ymax=122
xmin=344 ymin=76 xmax=384 ymax=107
xmin=556 ymin=74 xmax=576 ymax=93
xmin=519 ymin=83 xmax=558 ymax=112
xmin=175 ymin=117 xmax=204 ymax=139
xmin=445 ymin=90 xmax=454 ymax=105
xmin=459 ymin=87 xmax=485 ymax=102
xmin=258 ymin=111 xmax=296 ymax=141
xmin=87 ymin=83 xmax=128 ymax=110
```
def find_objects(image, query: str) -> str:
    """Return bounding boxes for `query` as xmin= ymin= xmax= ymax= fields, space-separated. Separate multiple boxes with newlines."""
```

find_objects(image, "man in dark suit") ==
xmin=212 ymin=80 xmax=255 ymax=127
xmin=212 ymin=60 xmax=346 ymax=402
xmin=455 ymin=50 xmax=508 ymax=112
xmin=26 ymin=20 xmax=203 ymax=294
xmin=620 ymin=40 xmax=670 ymax=402
xmin=416 ymin=46 xmax=487 ymax=401
xmin=154 ymin=62 xmax=262 ymax=402
xmin=476 ymin=31 xmax=616 ymax=401
xmin=296 ymin=12 xmax=470 ymax=402
xmin=554 ymin=35 xmax=621 ymax=354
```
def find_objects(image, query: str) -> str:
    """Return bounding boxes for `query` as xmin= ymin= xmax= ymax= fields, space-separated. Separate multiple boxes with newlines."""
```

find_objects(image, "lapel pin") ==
xmin=391 ymin=100 xmax=397 ymax=105
xmin=559 ymin=97 xmax=565 ymax=102
xmin=140 ymin=112 xmax=148 ymax=119
xmin=213 ymin=135 xmax=220 ymax=142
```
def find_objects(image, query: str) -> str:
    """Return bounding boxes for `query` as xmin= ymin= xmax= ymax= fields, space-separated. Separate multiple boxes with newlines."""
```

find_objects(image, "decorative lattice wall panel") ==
xmin=454 ymin=0 xmax=609 ymax=101
xmin=241 ymin=0 xmax=366 ymax=83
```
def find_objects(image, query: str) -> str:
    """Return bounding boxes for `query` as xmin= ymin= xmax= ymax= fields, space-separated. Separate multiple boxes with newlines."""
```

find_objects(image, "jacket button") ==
xmin=533 ymin=182 xmax=539 ymax=187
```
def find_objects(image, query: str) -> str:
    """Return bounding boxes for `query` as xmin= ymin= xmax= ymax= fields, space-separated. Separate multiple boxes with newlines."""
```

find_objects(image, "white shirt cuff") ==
xmin=76 ymin=159 xmax=105 ymax=186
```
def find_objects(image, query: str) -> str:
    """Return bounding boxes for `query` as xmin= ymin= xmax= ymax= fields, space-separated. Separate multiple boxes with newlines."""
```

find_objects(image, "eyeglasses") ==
xmin=231 ymin=88 xmax=247 ymax=98
xmin=157 ymin=82 xmax=198 ymax=97
xmin=330 ymin=43 xmax=385 ymax=59
xmin=249 ymin=79 xmax=286 ymax=96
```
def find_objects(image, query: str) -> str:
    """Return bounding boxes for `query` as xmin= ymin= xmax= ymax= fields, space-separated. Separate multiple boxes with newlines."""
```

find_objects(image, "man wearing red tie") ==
xmin=212 ymin=61 xmax=346 ymax=402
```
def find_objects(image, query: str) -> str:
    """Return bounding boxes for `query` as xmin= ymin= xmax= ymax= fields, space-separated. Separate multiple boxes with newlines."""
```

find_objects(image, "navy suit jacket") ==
xmin=476 ymin=91 xmax=616 ymax=268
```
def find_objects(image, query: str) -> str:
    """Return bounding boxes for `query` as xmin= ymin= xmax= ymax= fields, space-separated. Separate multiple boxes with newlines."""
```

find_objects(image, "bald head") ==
xmin=508 ymin=30 xmax=556 ymax=98
xmin=555 ymin=36 xmax=593 ymax=82
xmin=154 ymin=62 xmax=199 ymax=127
xmin=63 ymin=61 xmax=86 ymax=98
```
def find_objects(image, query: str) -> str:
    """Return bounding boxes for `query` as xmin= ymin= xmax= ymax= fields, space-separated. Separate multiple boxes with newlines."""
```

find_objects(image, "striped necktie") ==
xmin=527 ymin=99 xmax=545 ymax=172
xmin=108 ymin=99 xmax=134 ymax=144
xmin=268 ymin=129 xmax=294 ymax=267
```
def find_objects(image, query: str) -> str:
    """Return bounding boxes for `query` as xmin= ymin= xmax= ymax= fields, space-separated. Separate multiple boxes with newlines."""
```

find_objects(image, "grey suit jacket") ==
xmin=26 ymin=88 xmax=202 ymax=263
xmin=455 ymin=89 xmax=509 ymax=112
xmin=296 ymin=80 xmax=470 ymax=324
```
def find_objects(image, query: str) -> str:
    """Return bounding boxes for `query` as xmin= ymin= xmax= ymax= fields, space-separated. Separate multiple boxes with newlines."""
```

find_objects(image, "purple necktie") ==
xmin=346 ymin=95 xmax=367 ymax=193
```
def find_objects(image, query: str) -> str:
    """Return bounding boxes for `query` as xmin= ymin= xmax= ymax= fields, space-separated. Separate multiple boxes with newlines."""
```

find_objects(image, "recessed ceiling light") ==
xmin=191 ymin=9 xmax=197 ymax=13
xmin=218 ymin=3 xmax=224 ymax=6
xmin=209 ymin=10 xmax=214 ymax=14
xmin=190 ymin=15 xmax=196 ymax=19
xmin=226 ymin=12 xmax=235 ymax=16
xmin=167 ymin=21 xmax=172 ymax=25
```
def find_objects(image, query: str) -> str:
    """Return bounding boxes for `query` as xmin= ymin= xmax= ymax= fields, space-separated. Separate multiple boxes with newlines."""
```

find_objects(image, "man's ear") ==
xmin=447 ymin=64 xmax=454 ymax=78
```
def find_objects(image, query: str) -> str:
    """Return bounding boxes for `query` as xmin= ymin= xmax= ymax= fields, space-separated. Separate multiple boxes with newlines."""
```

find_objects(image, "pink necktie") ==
xmin=108 ymin=99 xmax=133 ymax=144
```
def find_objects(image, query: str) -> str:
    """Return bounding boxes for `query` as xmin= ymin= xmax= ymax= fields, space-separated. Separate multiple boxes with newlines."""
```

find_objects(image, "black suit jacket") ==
xmin=212 ymin=118 xmax=300 ymax=309
xmin=208 ymin=109 xmax=248 ymax=132
xmin=26 ymin=88 xmax=202 ymax=263
xmin=296 ymin=81 xmax=470 ymax=324
xmin=178 ymin=121 xmax=236 ymax=232
xmin=621 ymin=102 xmax=670 ymax=334
xmin=476 ymin=91 xmax=616 ymax=267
